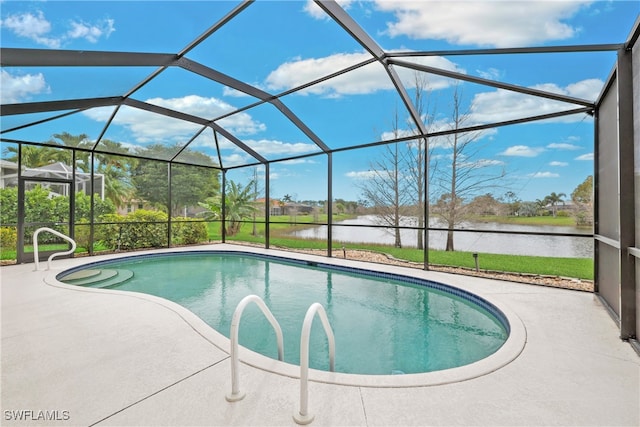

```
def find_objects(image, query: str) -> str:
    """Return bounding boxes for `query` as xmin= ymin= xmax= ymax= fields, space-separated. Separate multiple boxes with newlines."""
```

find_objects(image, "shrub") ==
xmin=73 ymin=220 xmax=91 ymax=252
xmin=172 ymin=218 xmax=208 ymax=245
xmin=0 ymin=227 xmax=17 ymax=252
xmin=98 ymin=210 xmax=168 ymax=250
xmin=75 ymin=192 xmax=116 ymax=221
xmin=0 ymin=187 xmax=18 ymax=225
xmin=574 ymin=209 xmax=594 ymax=227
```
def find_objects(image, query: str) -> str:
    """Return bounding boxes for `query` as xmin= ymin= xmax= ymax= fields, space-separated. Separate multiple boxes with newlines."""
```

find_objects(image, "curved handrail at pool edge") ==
xmin=294 ymin=302 xmax=335 ymax=425
xmin=33 ymin=227 xmax=77 ymax=271
xmin=226 ymin=294 xmax=284 ymax=402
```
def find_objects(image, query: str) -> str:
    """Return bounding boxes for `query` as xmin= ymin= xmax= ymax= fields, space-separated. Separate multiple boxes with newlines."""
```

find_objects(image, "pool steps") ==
xmin=59 ymin=269 xmax=134 ymax=289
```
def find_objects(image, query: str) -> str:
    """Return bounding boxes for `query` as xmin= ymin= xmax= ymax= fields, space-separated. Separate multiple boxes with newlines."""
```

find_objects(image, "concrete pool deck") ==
xmin=1 ymin=244 xmax=639 ymax=426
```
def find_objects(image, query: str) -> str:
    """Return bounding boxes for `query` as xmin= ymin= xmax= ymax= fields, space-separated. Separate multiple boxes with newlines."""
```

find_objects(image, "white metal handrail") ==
xmin=33 ymin=227 xmax=76 ymax=271
xmin=294 ymin=303 xmax=335 ymax=425
xmin=226 ymin=294 xmax=284 ymax=402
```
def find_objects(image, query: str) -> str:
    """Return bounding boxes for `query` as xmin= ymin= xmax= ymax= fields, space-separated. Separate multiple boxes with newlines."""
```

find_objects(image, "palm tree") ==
xmin=544 ymin=192 xmax=566 ymax=217
xmin=94 ymin=141 xmax=135 ymax=208
xmin=224 ymin=180 xmax=258 ymax=236
xmin=3 ymin=144 xmax=57 ymax=168
xmin=49 ymin=132 xmax=92 ymax=171
xmin=198 ymin=194 xmax=222 ymax=221
xmin=198 ymin=180 xmax=257 ymax=236
xmin=97 ymin=163 xmax=133 ymax=208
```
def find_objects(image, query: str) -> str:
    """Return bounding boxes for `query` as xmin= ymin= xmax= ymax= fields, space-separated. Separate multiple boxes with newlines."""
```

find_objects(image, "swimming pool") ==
xmin=57 ymin=250 xmax=510 ymax=376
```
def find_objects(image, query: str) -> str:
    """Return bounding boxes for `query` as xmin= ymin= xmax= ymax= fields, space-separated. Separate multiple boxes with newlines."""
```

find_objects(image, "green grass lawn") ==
xmin=472 ymin=215 xmax=578 ymax=227
xmin=2 ymin=214 xmax=593 ymax=280
xmin=221 ymin=217 xmax=593 ymax=280
xmin=255 ymin=240 xmax=592 ymax=280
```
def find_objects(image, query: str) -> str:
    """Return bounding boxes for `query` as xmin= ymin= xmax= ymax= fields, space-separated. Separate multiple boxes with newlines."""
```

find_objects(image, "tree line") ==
xmin=355 ymin=75 xmax=593 ymax=251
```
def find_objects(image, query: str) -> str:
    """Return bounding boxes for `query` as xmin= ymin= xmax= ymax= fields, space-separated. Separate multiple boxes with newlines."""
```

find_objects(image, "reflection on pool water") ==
xmin=58 ymin=251 xmax=509 ymax=375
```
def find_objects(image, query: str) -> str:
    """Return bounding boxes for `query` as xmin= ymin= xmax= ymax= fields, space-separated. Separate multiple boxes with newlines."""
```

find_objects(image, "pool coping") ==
xmin=44 ymin=245 xmax=527 ymax=388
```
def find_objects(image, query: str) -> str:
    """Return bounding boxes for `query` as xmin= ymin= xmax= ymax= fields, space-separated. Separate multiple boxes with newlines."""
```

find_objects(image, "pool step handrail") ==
xmin=294 ymin=303 xmax=335 ymax=425
xmin=226 ymin=294 xmax=284 ymax=402
xmin=33 ymin=227 xmax=77 ymax=271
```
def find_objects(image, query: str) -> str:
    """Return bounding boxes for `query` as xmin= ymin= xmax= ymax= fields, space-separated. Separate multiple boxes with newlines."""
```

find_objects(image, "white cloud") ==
xmin=83 ymin=95 xmax=266 ymax=144
xmin=222 ymin=86 xmax=250 ymax=98
xmin=67 ymin=19 xmax=115 ymax=43
xmin=547 ymin=142 xmax=581 ymax=150
xmin=575 ymin=153 xmax=594 ymax=161
xmin=469 ymin=79 xmax=602 ymax=125
xmin=266 ymin=53 xmax=387 ymax=97
xmin=379 ymin=127 xmax=419 ymax=141
xmin=1 ymin=10 xmax=51 ymax=38
xmin=394 ymin=56 xmax=466 ymax=90
xmin=222 ymin=153 xmax=251 ymax=166
xmin=0 ymin=10 xmax=59 ymax=48
xmin=304 ymin=0 xmax=355 ymax=19
xmin=117 ymin=110 xmax=202 ymax=144
xmin=265 ymin=52 xmax=463 ymax=97
xmin=499 ymin=145 xmax=545 ymax=157
xmin=244 ymin=139 xmax=319 ymax=156
xmin=0 ymin=10 xmax=114 ymax=48
xmin=346 ymin=170 xmax=378 ymax=179
xmin=530 ymin=81 xmax=602 ymax=101
xmin=279 ymin=158 xmax=318 ymax=165
xmin=460 ymin=159 xmax=505 ymax=168
xmin=84 ymin=95 xmax=319 ymax=162
xmin=565 ymin=79 xmax=604 ymax=100
xmin=376 ymin=1 xmax=589 ymax=47
xmin=0 ymin=70 xmax=49 ymax=103
xmin=476 ymin=67 xmax=503 ymax=80
xmin=549 ymin=161 xmax=569 ymax=166
xmin=152 ymin=95 xmax=266 ymax=136
xmin=528 ymin=171 xmax=560 ymax=178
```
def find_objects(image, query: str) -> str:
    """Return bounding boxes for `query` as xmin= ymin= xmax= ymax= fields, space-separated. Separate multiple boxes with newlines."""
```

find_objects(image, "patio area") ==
xmin=1 ymin=245 xmax=638 ymax=426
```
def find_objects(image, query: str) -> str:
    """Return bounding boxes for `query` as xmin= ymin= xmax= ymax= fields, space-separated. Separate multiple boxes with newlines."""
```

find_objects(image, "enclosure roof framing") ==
xmin=386 ymin=44 xmax=624 ymax=58
xmin=0 ymin=0 xmax=632 ymax=170
xmin=388 ymin=58 xmax=595 ymax=108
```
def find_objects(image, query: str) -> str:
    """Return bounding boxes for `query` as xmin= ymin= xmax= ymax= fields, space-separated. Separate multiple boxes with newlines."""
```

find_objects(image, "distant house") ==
xmin=117 ymin=199 xmax=152 ymax=216
xmin=255 ymin=198 xmax=284 ymax=216
xmin=0 ymin=160 xmax=105 ymax=199
xmin=254 ymin=198 xmax=313 ymax=216
xmin=282 ymin=202 xmax=313 ymax=215
xmin=545 ymin=200 xmax=578 ymax=214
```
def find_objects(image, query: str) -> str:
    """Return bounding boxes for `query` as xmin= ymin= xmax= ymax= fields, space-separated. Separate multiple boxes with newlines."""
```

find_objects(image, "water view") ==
xmin=289 ymin=215 xmax=593 ymax=258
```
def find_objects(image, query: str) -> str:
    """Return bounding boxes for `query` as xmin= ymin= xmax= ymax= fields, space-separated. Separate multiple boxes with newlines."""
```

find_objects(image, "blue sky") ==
xmin=1 ymin=0 xmax=639 ymax=204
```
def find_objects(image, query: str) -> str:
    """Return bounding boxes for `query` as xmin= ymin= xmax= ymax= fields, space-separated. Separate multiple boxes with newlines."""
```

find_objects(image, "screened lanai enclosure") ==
xmin=1 ymin=1 xmax=639 ymax=347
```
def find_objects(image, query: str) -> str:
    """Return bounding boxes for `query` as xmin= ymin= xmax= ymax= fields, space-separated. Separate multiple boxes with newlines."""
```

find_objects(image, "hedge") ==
xmin=97 ymin=211 xmax=208 ymax=251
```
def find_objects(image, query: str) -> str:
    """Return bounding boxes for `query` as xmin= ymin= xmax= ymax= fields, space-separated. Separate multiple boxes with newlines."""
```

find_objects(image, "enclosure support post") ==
xmin=423 ymin=136 xmax=430 ymax=270
xmin=265 ymin=162 xmax=270 ymax=249
xmin=167 ymin=162 xmax=173 ymax=248
xmin=89 ymin=151 xmax=95 ymax=256
xmin=327 ymin=153 xmax=333 ymax=258
xmin=221 ymin=170 xmax=227 ymax=243
xmin=617 ymin=47 xmax=636 ymax=340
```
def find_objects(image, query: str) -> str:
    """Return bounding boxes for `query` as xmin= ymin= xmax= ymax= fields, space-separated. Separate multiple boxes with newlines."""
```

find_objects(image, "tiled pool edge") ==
xmin=46 ymin=245 xmax=527 ymax=388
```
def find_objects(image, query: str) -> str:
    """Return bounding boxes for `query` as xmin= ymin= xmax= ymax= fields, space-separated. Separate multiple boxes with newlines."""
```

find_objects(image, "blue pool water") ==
xmin=58 ymin=251 xmax=509 ymax=375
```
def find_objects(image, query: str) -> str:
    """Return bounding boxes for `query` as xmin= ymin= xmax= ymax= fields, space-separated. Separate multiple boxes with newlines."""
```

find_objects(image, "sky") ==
xmin=1 ymin=0 xmax=639 ymax=204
